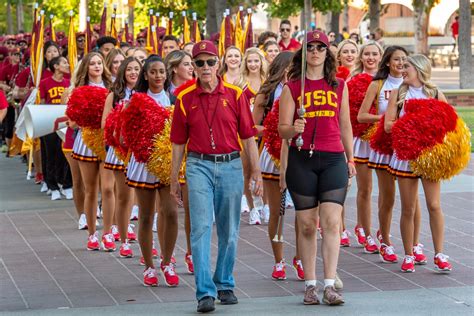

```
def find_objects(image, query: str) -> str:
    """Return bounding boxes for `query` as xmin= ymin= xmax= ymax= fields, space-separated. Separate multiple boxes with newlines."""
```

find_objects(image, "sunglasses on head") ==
xmin=280 ymin=28 xmax=291 ymax=32
xmin=307 ymin=43 xmax=327 ymax=52
xmin=194 ymin=59 xmax=218 ymax=68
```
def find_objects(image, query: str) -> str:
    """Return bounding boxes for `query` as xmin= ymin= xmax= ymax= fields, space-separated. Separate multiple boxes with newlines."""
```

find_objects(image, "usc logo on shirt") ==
xmin=297 ymin=90 xmax=338 ymax=118
xmin=47 ymin=86 xmax=65 ymax=104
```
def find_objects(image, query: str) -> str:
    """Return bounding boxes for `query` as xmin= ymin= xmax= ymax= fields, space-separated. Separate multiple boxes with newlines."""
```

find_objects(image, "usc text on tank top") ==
xmin=286 ymin=77 xmax=345 ymax=152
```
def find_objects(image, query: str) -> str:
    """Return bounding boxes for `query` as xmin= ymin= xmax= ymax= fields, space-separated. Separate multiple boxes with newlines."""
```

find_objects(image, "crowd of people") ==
xmin=0 ymin=17 xmax=458 ymax=314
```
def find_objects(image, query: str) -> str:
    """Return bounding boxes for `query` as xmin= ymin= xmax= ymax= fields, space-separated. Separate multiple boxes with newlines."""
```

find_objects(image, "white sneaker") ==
xmin=241 ymin=195 xmax=250 ymax=213
xmin=249 ymin=208 xmax=261 ymax=225
xmin=261 ymin=204 xmax=270 ymax=223
xmin=62 ymin=188 xmax=73 ymax=200
xmin=130 ymin=205 xmax=139 ymax=220
xmin=40 ymin=182 xmax=48 ymax=193
xmin=78 ymin=214 xmax=88 ymax=230
xmin=46 ymin=189 xmax=52 ymax=196
xmin=51 ymin=190 xmax=61 ymax=201
xmin=152 ymin=212 xmax=158 ymax=232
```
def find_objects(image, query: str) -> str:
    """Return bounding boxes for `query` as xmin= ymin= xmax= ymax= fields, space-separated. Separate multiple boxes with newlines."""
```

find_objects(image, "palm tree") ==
xmin=458 ymin=0 xmax=473 ymax=89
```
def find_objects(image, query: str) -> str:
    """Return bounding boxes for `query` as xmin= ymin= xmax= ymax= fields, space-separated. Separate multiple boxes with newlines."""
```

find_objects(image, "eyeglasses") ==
xmin=307 ymin=43 xmax=327 ymax=53
xmin=77 ymin=38 xmax=85 ymax=43
xmin=194 ymin=59 xmax=218 ymax=68
xmin=137 ymin=39 xmax=146 ymax=43
xmin=280 ymin=28 xmax=291 ymax=32
xmin=6 ymin=41 xmax=15 ymax=45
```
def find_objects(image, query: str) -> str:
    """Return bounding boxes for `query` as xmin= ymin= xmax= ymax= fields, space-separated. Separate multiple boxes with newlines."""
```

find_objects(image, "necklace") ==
xmin=198 ymin=94 xmax=221 ymax=150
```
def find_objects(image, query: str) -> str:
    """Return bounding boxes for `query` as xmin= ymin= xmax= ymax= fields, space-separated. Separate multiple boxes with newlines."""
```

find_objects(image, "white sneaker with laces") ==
xmin=130 ymin=205 xmax=139 ymax=220
xmin=152 ymin=212 xmax=158 ymax=232
xmin=62 ymin=188 xmax=73 ymax=200
xmin=40 ymin=182 xmax=48 ymax=193
xmin=241 ymin=195 xmax=250 ymax=213
xmin=249 ymin=208 xmax=261 ymax=225
xmin=51 ymin=190 xmax=61 ymax=201
xmin=261 ymin=204 xmax=270 ymax=223
xmin=78 ymin=214 xmax=87 ymax=230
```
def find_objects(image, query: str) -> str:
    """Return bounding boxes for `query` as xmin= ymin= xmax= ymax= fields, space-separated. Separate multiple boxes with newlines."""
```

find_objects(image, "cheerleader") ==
xmin=384 ymin=55 xmax=452 ymax=273
xmin=350 ymin=41 xmax=384 ymax=253
xmin=219 ymin=46 xmax=242 ymax=85
xmin=262 ymin=40 xmax=280 ymax=65
xmin=253 ymin=51 xmax=305 ymax=281
xmin=238 ymin=47 xmax=268 ymax=225
xmin=102 ymin=57 xmax=142 ymax=257
xmin=332 ymin=39 xmax=360 ymax=247
xmin=70 ymin=52 xmax=115 ymax=251
xmin=164 ymin=50 xmax=195 ymax=274
xmin=125 ymin=55 xmax=180 ymax=287
xmin=279 ymin=31 xmax=355 ymax=306
xmin=105 ymin=48 xmax=125 ymax=82
xmin=358 ymin=46 xmax=424 ymax=264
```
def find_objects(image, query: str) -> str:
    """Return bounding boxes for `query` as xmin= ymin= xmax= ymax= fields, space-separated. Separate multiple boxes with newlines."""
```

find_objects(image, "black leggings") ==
xmin=40 ymin=133 xmax=72 ymax=191
xmin=286 ymin=147 xmax=348 ymax=210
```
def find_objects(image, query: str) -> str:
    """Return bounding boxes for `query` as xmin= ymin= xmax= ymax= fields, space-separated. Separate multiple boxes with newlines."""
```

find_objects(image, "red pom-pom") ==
xmin=263 ymin=100 xmax=282 ymax=164
xmin=336 ymin=66 xmax=351 ymax=81
xmin=392 ymin=98 xmax=457 ymax=160
xmin=173 ymin=78 xmax=197 ymax=97
xmin=347 ymin=73 xmax=377 ymax=137
xmin=370 ymin=115 xmax=393 ymax=155
xmin=121 ymin=93 xmax=170 ymax=163
xmin=104 ymin=103 xmax=123 ymax=147
xmin=66 ymin=86 xmax=109 ymax=128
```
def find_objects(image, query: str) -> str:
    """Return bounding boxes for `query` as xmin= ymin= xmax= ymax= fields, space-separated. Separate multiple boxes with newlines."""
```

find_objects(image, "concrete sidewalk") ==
xmin=1 ymin=154 xmax=473 ymax=315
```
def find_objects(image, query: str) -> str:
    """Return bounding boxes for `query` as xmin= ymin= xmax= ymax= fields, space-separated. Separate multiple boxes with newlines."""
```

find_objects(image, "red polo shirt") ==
xmin=171 ymin=77 xmax=257 ymax=155
xmin=0 ymin=63 xmax=19 ymax=84
xmin=279 ymin=38 xmax=301 ymax=52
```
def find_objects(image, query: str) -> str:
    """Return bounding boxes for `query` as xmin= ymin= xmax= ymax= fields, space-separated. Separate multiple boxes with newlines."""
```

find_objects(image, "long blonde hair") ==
xmin=237 ymin=47 xmax=268 ymax=88
xmin=396 ymin=54 xmax=438 ymax=109
xmin=218 ymin=46 xmax=242 ymax=77
xmin=74 ymin=52 xmax=112 ymax=88
xmin=352 ymin=41 xmax=384 ymax=76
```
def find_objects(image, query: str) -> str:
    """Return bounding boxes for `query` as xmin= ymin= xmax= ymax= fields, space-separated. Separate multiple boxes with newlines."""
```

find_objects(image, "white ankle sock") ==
xmin=305 ymin=280 xmax=317 ymax=288
xmin=324 ymin=279 xmax=335 ymax=288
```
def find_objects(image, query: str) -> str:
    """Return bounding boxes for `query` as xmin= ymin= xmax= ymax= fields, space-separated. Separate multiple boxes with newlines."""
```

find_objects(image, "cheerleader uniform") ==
xmin=126 ymin=89 xmax=171 ymax=189
xmin=367 ymin=74 xmax=403 ymax=170
xmin=104 ymin=87 xmax=133 ymax=171
xmin=352 ymin=73 xmax=374 ymax=165
xmin=72 ymin=82 xmax=106 ymax=162
xmin=260 ymin=82 xmax=283 ymax=181
xmin=387 ymin=86 xmax=425 ymax=178
xmin=243 ymin=82 xmax=257 ymax=112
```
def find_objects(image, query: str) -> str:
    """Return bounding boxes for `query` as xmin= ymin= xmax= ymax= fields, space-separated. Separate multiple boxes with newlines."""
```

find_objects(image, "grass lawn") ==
xmin=456 ymin=107 xmax=474 ymax=152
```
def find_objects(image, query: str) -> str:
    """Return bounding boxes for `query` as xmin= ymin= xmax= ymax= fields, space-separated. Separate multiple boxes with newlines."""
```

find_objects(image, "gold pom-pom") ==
xmin=115 ymin=150 xmax=131 ymax=167
xmin=147 ymin=119 xmax=173 ymax=185
xmin=410 ymin=118 xmax=471 ymax=181
xmin=360 ymin=123 xmax=377 ymax=141
xmin=82 ymin=127 xmax=106 ymax=161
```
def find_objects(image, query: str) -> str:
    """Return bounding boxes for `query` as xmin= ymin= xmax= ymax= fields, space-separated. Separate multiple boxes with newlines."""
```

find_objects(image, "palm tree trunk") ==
xmin=7 ymin=0 xmax=14 ymax=34
xmin=413 ymin=1 xmax=430 ymax=55
xmin=458 ymin=0 xmax=473 ymax=88
xmin=369 ymin=0 xmax=381 ymax=33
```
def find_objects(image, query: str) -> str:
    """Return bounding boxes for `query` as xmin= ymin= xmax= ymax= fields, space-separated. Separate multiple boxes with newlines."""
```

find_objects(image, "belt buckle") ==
xmin=214 ymin=155 xmax=222 ymax=163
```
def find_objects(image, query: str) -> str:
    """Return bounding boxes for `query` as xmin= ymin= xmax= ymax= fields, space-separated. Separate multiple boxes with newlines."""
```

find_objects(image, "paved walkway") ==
xmin=0 ymin=155 xmax=473 ymax=315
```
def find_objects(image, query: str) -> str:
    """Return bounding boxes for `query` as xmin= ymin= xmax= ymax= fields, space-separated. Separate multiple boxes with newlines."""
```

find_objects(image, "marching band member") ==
xmin=279 ymin=31 xmax=355 ymax=306
xmin=170 ymin=40 xmax=262 ymax=313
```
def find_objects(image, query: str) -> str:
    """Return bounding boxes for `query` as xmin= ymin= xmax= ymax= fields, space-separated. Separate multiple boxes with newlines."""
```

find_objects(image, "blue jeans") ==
xmin=186 ymin=156 xmax=243 ymax=301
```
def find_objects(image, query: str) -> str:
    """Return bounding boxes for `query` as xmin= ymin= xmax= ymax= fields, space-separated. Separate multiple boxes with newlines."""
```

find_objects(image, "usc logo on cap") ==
xmin=313 ymin=32 xmax=320 ymax=39
xmin=199 ymin=42 xmax=207 ymax=50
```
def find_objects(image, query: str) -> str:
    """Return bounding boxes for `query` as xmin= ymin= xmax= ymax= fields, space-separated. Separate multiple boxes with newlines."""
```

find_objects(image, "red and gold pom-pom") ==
xmin=370 ymin=115 xmax=393 ymax=155
xmin=410 ymin=118 xmax=471 ymax=181
xmin=121 ymin=93 xmax=169 ymax=163
xmin=392 ymin=99 xmax=457 ymax=161
xmin=347 ymin=73 xmax=377 ymax=137
xmin=263 ymin=100 xmax=282 ymax=167
xmin=82 ymin=127 xmax=106 ymax=161
xmin=336 ymin=66 xmax=351 ymax=81
xmin=66 ymin=86 xmax=108 ymax=129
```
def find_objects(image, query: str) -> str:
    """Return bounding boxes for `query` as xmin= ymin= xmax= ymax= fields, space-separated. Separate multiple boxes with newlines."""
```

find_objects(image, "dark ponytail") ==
xmin=134 ymin=54 xmax=164 ymax=93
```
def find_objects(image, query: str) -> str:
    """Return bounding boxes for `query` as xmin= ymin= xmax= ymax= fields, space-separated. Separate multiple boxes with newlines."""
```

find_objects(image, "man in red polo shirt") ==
xmin=279 ymin=20 xmax=301 ymax=52
xmin=170 ymin=40 xmax=262 ymax=313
